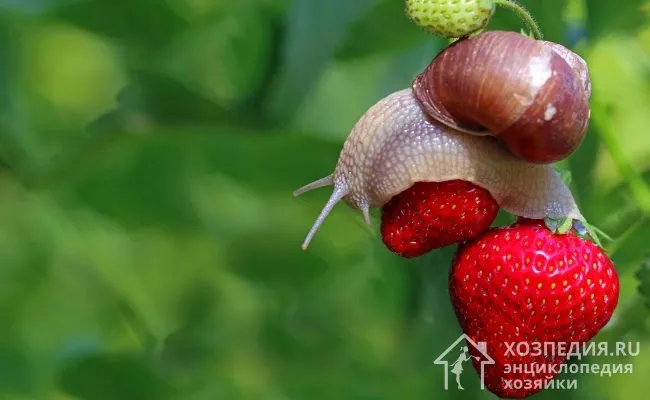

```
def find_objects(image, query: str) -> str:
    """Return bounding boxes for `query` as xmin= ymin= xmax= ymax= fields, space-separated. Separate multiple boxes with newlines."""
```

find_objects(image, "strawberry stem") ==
xmin=494 ymin=0 xmax=543 ymax=40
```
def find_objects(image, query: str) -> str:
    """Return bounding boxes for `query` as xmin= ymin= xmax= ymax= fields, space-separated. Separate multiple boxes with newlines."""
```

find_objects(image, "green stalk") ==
xmin=494 ymin=0 xmax=544 ymax=40
xmin=591 ymin=101 xmax=650 ymax=215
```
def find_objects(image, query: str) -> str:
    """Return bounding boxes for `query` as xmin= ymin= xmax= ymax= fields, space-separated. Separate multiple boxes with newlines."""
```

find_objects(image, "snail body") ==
xmin=413 ymin=31 xmax=592 ymax=163
xmin=295 ymin=88 xmax=583 ymax=249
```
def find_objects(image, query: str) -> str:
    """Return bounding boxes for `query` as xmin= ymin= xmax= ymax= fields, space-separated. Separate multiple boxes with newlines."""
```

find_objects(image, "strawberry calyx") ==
xmin=521 ymin=216 xmax=612 ymax=250
xmin=576 ymin=219 xmax=613 ymax=249
xmin=543 ymin=170 xmax=612 ymax=248
xmin=543 ymin=216 xmax=574 ymax=234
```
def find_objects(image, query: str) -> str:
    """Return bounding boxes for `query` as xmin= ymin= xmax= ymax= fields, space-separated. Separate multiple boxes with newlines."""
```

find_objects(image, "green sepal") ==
xmin=543 ymin=217 xmax=573 ymax=234
xmin=543 ymin=217 xmax=610 ymax=250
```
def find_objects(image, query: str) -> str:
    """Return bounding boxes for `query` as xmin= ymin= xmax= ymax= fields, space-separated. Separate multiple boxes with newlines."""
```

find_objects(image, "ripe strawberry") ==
xmin=449 ymin=218 xmax=619 ymax=398
xmin=405 ymin=0 xmax=496 ymax=38
xmin=380 ymin=180 xmax=499 ymax=258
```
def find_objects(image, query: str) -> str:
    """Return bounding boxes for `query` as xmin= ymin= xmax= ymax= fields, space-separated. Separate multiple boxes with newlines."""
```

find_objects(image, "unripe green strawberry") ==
xmin=405 ymin=0 xmax=496 ymax=38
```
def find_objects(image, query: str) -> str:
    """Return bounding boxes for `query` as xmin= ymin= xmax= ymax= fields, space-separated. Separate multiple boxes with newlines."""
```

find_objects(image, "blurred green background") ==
xmin=1 ymin=0 xmax=650 ymax=399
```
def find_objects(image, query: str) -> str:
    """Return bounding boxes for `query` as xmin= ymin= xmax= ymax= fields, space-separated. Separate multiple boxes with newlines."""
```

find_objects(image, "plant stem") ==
xmin=607 ymin=215 xmax=647 ymax=257
xmin=591 ymin=101 xmax=650 ymax=215
xmin=494 ymin=0 xmax=544 ymax=40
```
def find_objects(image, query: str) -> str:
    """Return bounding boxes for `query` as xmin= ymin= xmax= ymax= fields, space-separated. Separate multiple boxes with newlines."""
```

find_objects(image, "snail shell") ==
xmin=295 ymin=88 xmax=583 ymax=249
xmin=412 ymin=31 xmax=592 ymax=164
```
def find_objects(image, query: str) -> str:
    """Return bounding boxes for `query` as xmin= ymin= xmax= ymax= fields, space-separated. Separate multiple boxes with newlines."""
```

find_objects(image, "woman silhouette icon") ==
xmin=450 ymin=346 xmax=480 ymax=390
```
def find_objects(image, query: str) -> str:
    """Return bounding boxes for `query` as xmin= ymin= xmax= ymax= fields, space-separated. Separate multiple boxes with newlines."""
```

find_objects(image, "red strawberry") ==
xmin=380 ymin=180 xmax=499 ymax=258
xmin=449 ymin=218 xmax=619 ymax=398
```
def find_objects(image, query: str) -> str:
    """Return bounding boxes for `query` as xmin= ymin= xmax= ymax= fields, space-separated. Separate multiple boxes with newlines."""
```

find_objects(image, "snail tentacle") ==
xmin=299 ymin=181 xmax=349 ymax=250
xmin=293 ymin=175 xmax=333 ymax=196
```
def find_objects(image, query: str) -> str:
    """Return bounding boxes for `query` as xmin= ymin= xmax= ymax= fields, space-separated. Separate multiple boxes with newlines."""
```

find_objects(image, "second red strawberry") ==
xmin=380 ymin=180 xmax=499 ymax=258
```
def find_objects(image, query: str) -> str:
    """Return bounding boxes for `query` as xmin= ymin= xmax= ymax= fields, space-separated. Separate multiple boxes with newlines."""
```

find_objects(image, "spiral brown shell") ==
xmin=412 ymin=31 xmax=592 ymax=164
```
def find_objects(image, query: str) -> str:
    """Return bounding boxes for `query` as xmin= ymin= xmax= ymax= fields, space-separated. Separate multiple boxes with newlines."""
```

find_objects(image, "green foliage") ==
xmin=638 ymin=259 xmax=650 ymax=308
xmin=53 ymin=0 xmax=188 ymax=48
xmin=58 ymin=353 xmax=172 ymax=400
xmin=586 ymin=0 xmax=649 ymax=38
xmin=0 ymin=0 xmax=650 ymax=399
xmin=488 ymin=0 xmax=567 ymax=42
xmin=338 ymin=0 xmax=428 ymax=59
xmin=265 ymin=0 xmax=376 ymax=120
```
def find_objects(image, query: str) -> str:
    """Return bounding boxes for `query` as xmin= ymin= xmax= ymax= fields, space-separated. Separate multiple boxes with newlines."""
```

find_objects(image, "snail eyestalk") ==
xmin=494 ymin=0 xmax=543 ymax=40
xmin=299 ymin=182 xmax=349 ymax=250
xmin=361 ymin=204 xmax=372 ymax=226
xmin=293 ymin=175 xmax=333 ymax=196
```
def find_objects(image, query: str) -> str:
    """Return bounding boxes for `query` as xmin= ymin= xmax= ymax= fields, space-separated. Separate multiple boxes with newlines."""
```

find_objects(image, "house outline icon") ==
xmin=433 ymin=333 xmax=495 ymax=390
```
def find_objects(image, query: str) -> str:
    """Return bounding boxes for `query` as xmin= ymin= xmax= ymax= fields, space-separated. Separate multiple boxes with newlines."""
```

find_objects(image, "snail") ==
xmin=294 ymin=31 xmax=590 ymax=250
xmin=413 ymin=31 xmax=592 ymax=163
xmin=295 ymin=88 xmax=583 ymax=250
